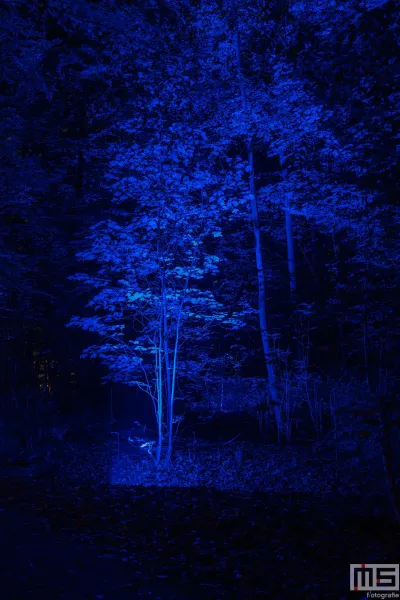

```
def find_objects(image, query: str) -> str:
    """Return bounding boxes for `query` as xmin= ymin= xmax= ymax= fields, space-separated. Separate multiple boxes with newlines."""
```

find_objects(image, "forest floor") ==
xmin=0 ymin=435 xmax=399 ymax=599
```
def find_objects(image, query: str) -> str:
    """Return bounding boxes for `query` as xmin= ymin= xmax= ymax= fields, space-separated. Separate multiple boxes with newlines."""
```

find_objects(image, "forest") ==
xmin=0 ymin=0 xmax=400 ymax=598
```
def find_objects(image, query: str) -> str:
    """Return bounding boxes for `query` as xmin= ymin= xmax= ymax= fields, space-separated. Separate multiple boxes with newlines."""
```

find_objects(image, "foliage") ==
xmin=0 ymin=0 xmax=399 ymax=506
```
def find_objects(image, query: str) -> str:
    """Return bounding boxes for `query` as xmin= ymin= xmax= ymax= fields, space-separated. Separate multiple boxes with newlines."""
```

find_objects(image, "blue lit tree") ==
xmin=69 ymin=107 xmax=244 ymax=462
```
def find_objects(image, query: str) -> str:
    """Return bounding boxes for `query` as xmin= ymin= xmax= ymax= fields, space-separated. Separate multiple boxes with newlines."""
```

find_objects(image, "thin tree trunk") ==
xmin=248 ymin=143 xmax=281 ymax=440
xmin=162 ymin=273 xmax=172 ymax=425
xmin=280 ymin=151 xmax=296 ymax=295
xmin=280 ymin=150 xmax=300 ymax=364
xmin=234 ymin=22 xmax=281 ymax=441
xmin=166 ymin=311 xmax=181 ymax=462
xmin=155 ymin=322 xmax=163 ymax=464
xmin=166 ymin=272 xmax=190 ymax=462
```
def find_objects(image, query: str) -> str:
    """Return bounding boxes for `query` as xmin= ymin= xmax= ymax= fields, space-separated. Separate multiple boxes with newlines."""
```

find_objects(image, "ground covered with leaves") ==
xmin=1 ymin=436 xmax=399 ymax=599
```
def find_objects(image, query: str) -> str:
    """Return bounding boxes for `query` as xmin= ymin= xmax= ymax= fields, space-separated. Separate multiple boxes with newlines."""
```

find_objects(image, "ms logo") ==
xmin=350 ymin=564 xmax=399 ymax=592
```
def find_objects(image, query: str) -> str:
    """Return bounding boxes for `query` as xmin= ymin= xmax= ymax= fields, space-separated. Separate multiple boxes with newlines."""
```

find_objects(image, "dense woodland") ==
xmin=1 ymin=1 xmax=400 ymax=450
xmin=1 ymin=0 xmax=399 ymax=446
xmin=1 ymin=0 xmax=400 ymax=597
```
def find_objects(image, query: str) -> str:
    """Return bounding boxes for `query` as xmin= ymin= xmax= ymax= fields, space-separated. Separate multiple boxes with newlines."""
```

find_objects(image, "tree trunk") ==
xmin=166 ymin=272 xmax=190 ymax=462
xmin=233 ymin=21 xmax=281 ymax=438
xmin=280 ymin=151 xmax=296 ymax=295
xmin=234 ymin=20 xmax=281 ymax=441
xmin=280 ymin=150 xmax=301 ymax=364
xmin=248 ymin=143 xmax=281 ymax=440
xmin=162 ymin=273 xmax=172 ymax=429
xmin=155 ymin=327 xmax=163 ymax=465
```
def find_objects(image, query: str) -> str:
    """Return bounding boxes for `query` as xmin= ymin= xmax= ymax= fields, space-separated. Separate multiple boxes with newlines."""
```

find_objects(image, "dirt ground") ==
xmin=0 ymin=473 xmax=399 ymax=599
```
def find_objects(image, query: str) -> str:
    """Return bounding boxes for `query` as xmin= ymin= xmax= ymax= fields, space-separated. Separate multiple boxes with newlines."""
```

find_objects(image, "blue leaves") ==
xmin=69 ymin=98 xmax=240 ymax=396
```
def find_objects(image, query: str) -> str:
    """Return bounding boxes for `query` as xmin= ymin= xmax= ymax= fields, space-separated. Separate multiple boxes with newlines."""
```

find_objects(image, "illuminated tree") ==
xmin=69 ymin=104 xmax=244 ymax=462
